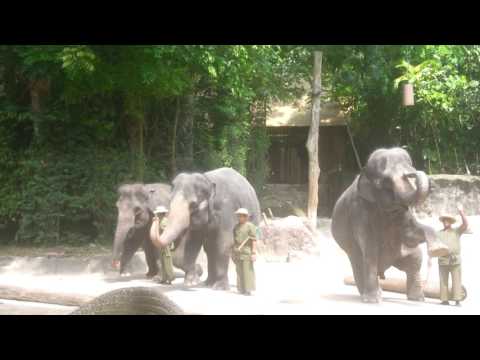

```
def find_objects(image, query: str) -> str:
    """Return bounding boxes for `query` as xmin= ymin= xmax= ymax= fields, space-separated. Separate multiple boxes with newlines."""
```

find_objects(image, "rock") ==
xmin=260 ymin=185 xmax=308 ymax=218
xmin=258 ymin=216 xmax=318 ymax=260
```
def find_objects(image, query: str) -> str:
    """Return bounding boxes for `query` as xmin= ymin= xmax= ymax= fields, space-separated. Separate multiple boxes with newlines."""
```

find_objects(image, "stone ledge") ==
xmin=415 ymin=174 xmax=480 ymax=217
xmin=0 ymin=253 xmax=147 ymax=276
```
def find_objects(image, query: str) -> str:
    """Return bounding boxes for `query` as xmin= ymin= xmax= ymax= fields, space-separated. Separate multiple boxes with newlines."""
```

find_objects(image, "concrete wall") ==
xmin=415 ymin=175 xmax=480 ymax=218
xmin=261 ymin=175 xmax=480 ymax=219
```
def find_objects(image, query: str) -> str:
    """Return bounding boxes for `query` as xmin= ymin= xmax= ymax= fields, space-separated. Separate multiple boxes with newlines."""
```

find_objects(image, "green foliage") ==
xmin=9 ymin=44 xmax=480 ymax=246
xmin=0 ymin=45 xmax=308 ymax=245
xmin=322 ymin=45 xmax=480 ymax=174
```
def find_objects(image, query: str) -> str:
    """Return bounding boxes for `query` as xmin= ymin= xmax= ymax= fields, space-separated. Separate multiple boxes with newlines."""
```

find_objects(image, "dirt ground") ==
xmin=0 ymin=243 xmax=111 ymax=258
xmin=1 ymin=216 xmax=479 ymax=315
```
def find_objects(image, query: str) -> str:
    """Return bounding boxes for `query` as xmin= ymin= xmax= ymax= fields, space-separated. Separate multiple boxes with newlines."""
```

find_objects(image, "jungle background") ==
xmin=1 ymin=45 xmax=479 ymax=246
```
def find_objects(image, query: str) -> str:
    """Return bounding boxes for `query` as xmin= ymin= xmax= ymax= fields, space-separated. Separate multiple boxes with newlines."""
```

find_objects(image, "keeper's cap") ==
xmin=154 ymin=206 xmax=169 ymax=214
xmin=235 ymin=208 xmax=249 ymax=216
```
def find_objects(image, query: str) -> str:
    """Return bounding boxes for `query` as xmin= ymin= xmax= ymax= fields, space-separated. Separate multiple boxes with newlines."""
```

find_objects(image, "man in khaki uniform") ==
xmin=152 ymin=206 xmax=175 ymax=285
xmin=437 ymin=205 xmax=468 ymax=306
xmin=232 ymin=208 xmax=257 ymax=296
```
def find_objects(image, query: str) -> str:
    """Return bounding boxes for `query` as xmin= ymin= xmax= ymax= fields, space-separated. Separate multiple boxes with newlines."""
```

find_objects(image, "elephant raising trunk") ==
xmin=332 ymin=147 xmax=448 ymax=303
xmin=395 ymin=171 xmax=430 ymax=207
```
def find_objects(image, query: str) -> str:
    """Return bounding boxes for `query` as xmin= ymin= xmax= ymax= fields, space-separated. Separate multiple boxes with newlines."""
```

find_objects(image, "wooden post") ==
xmin=0 ymin=285 xmax=94 ymax=307
xmin=306 ymin=51 xmax=322 ymax=229
xmin=345 ymin=120 xmax=362 ymax=171
xmin=344 ymin=276 xmax=467 ymax=301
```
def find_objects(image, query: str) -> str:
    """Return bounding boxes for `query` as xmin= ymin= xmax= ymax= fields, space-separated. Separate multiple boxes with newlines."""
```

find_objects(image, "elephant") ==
xmin=331 ymin=148 xmax=448 ymax=303
xmin=150 ymin=167 xmax=261 ymax=290
xmin=112 ymin=183 xmax=202 ymax=279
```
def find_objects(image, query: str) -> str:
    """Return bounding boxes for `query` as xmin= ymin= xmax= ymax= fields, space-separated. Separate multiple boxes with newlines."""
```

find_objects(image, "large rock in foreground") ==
xmin=258 ymin=216 xmax=319 ymax=261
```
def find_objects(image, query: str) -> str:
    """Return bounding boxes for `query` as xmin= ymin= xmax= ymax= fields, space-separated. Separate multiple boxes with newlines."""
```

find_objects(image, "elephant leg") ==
xmin=182 ymin=230 xmax=204 ymax=287
xmin=356 ymin=227 xmax=381 ymax=303
xmin=394 ymin=248 xmax=424 ymax=302
xmin=211 ymin=252 xmax=230 ymax=291
xmin=361 ymin=259 xmax=381 ymax=303
xmin=202 ymin=229 xmax=217 ymax=288
xmin=204 ymin=230 xmax=231 ymax=291
xmin=120 ymin=232 xmax=143 ymax=275
xmin=348 ymin=246 xmax=365 ymax=296
xmin=143 ymin=235 xmax=160 ymax=279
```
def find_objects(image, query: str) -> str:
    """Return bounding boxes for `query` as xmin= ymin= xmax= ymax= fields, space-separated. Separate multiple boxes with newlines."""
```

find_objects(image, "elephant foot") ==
xmin=202 ymin=277 xmax=215 ymax=288
xmin=407 ymin=289 xmax=425 ymax=302
xmin=407 ymin=273 xmax=425 ymax=301
xmin=362 ymin=289 xmax=382 ymax=304
xmin=145 ymin=270 xmax=159 ymax=279
xmin=212 ymin=280 xmax=230 ymax=291
xmin=184 ymin=274 xmax=201 ymax=287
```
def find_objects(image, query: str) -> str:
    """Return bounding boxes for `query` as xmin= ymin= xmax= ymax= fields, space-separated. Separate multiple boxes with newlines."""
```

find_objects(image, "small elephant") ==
xmin=331 ymin=148 xmax=447 ymax=303
xmin=112 ymin=183 xmax=202 ymax=279
xmin=151 ymin=168 xmax=261 ymax=290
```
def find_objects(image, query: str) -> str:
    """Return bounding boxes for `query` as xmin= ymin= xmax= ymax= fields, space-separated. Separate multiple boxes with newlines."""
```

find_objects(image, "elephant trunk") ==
xmin=153 ymin=194 xmax=190 ymax=248
xmin=149 ymin=216 xmax=161 ymax=246
xmin=396 ymin=171 xmax=430 ymax=207
xmin=112 ymin=212 xmax=134 ymax=269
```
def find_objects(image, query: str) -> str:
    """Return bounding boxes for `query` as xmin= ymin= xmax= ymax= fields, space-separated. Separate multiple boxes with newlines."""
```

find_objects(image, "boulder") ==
xmin=258 ymin=216 xmax=318 ymax=261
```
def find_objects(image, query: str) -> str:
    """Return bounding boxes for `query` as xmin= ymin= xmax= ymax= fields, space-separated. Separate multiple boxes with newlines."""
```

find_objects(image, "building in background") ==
xmin=264 ymin=95 xmax=358 ymax=216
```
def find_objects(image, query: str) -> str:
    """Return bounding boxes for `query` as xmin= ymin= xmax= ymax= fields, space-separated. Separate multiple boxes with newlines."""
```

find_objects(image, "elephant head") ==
xmin=357 ymin=147 xmax=447 ymax=257
xmin=112 ymin=184 xmax=151 ymax=269
xmin=358 ymin=148 xmax=430 ymax=211
xmin=151 ymin=173 xmax=216 ymax=248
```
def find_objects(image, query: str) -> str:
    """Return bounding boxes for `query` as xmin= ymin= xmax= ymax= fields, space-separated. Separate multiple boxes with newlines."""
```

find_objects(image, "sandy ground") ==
xmin=1 ymin=216 xmax=479 ymax=315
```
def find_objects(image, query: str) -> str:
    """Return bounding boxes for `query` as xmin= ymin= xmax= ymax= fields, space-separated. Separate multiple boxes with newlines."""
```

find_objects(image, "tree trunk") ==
xmin=124 ymin=95 xmax=145 ymax=181
xmin=0 ymin=285 xmax=93 ymax=307
xmin=171 ymin=97 xmax=180 ymax=177
xmin=306 ymin=51 xmax=322 ymax=229
xmin=177 ymin=94 xmax=195 ymax=171
xmin=138 ymin=113 xmax=145 ymax=182
xmin=29 ymin=78 xmax=50 ymax=144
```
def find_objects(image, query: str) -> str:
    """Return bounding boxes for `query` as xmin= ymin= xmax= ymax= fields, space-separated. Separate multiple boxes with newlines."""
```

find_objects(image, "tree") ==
xmin=306 ymin=51 xmax=322 ymax=229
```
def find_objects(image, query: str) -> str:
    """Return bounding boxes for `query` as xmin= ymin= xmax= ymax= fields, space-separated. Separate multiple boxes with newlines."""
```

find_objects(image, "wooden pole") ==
xmin=306 ymin=51 xmax=322 ymax=229
xmin=344 ymin=276 xmax=466 ymax=301
xmin=0 ymin=285 xmax=94 ymax=307
xmin=345 ymin=120 xmax=362 ymax=171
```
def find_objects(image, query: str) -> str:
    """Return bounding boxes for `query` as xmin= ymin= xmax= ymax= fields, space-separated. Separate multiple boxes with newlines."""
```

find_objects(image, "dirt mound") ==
xmin=258 ymin=216 xmax=318 ymax=261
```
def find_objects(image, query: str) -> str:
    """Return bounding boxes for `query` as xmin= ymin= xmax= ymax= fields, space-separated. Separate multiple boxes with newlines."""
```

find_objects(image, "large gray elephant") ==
xmin=112 ymin=183 xmax=202 ymax=279
xmin=331 ymin=148 xmax=448 ymax=303
xmin=150 ymin=168 xmax=261 ymax=290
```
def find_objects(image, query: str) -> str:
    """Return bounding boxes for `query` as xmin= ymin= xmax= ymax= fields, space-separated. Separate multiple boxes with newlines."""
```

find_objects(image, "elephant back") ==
xmin=205 ymin=168 xmax=261 ymax=226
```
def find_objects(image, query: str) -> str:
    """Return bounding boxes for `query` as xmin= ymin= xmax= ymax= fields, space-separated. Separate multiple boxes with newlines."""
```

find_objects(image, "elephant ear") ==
xmin=357 ymin=171 xmax=376 ymax=203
